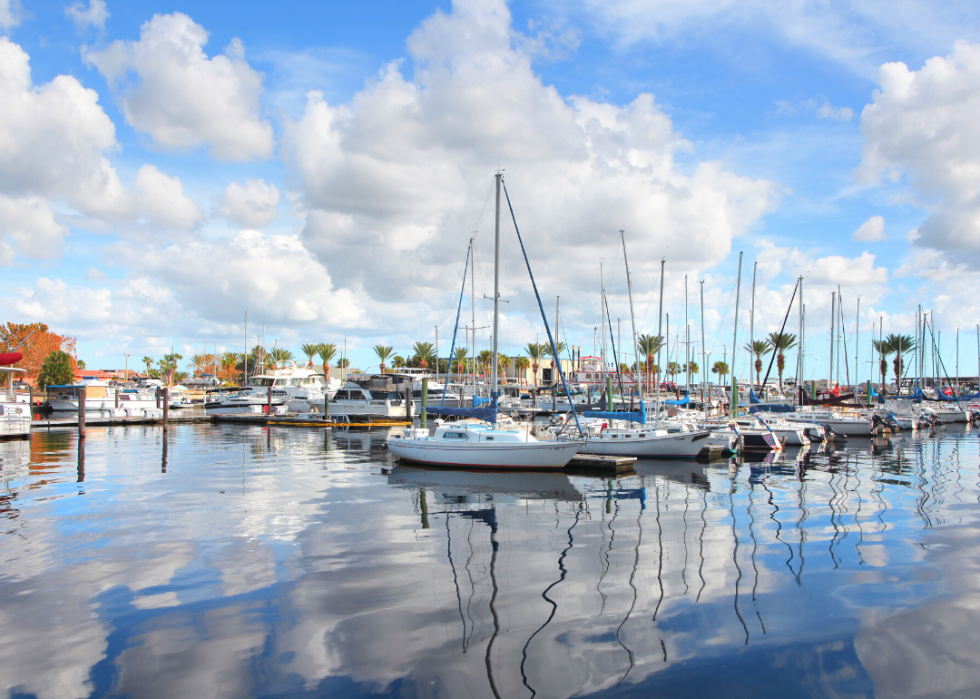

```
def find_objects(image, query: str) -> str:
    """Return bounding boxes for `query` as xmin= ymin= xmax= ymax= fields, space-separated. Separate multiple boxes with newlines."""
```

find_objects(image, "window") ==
xmin=485 ymin=437 xmax=494 ymax=441
xmin=443 ymin=432 xmax=466 ymax=440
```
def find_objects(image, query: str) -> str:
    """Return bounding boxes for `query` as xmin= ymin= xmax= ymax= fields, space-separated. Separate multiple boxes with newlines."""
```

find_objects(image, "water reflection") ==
xmin=0 ymin=424 xmax=977 ymax=696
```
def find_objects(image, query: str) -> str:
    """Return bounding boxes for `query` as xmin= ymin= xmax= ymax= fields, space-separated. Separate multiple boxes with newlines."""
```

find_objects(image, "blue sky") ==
xmin=2 ymin=0 xmax=979 ymax=381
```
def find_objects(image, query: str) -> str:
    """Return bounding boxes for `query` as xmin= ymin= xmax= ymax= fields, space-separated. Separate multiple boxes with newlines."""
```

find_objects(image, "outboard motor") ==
xmin=884 ymin=413 xmax=902 ymax=432
xmin=970 ymin=408 xmax=980 ymax=424
xmin=805 ymin=426 xmax=826 ymax=443
xmin=823 ymin=424 xmax=848 ymax=442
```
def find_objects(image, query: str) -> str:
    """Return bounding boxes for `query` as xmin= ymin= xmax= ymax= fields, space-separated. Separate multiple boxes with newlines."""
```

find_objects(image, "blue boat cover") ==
xmin=583 ymin=400 xmax=647 ymax=425
xmin=750 ymin=390 xmax=762 ymax=404
xmin=665 ymin=394 xmax=690 ymax=406
xmin=426 ymin=394 xmax=498 ymax=423
xmin=748 ymin=404 xmax=795 ymax=414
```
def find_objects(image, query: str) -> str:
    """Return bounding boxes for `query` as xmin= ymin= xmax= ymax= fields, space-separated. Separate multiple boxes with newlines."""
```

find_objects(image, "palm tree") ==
xmin=477 ymin=349 xmax=492 ymax=377
xmin=317 ymin=343 xmax=337 ymax=378
xmin=412 ymin=341 xmax=435 ymax=369
xmin=453 ymin=347 xmax=468 ymax=380
xmin=301 ymin=343 xmax=320 ymax=367
xmin=744 ymin=339 xmax=772 ymax=390
xmin=637 ymin=334 xmax=663 ymax=393
xmin=392 ymin=355 xmax=406 ymax=369
xmin=497 ymin=354 xmax=511 ymax=379
xmin=514 ymin=356 xmax=530 ymax=384
xmin=158 ymin=353 xmax=183 ymax=384
xmin=766 ymin=332 xmax=797 ymax=391
xmin=885 ymin=333 xmax=915 ymax=390
xmin=336 ymin=357 xmax=350 ymax=369
xmin=871 ymin=339 xmax=891 ymax=392
xmin=712 ymin=360 xmax=730 ymax=384
xmin=142 ymin=356 xmax=153 ymax=377
xmin=269 ymin=348 xmax=294 ymax=369
xmin=373 ymin=345 xmax=393 ymax=373
xmin=524 ymin=343 xmax=544 ymax=388
xmin=684 ymin=361 xmax=699 ymax=377
xmin=250 ymin=345 xmax=268 ymax=372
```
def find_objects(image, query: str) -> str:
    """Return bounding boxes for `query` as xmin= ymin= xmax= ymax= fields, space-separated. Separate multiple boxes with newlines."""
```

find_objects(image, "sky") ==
xmin=2 ymin=0 xmax=980 ymax=382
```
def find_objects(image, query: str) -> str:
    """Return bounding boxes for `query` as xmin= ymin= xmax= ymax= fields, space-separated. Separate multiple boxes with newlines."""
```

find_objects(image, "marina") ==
xmin=1 ymin=420 xmax=978 ymax=697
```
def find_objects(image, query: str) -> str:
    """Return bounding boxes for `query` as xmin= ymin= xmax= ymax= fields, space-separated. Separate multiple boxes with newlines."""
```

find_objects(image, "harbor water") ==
xmin=1 ymin=423 xmax=979 ymax=698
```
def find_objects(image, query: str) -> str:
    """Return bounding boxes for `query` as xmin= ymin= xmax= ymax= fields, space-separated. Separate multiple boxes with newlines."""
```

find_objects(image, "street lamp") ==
xmin=124 ymin=353 xmax=130 ymax=382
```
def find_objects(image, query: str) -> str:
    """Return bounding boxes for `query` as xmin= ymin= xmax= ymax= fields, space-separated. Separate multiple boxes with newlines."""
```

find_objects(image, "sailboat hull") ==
xmin=578 ymin=429 xmax=711 ymax=459
xmin=386 ymin=438 xmax=585 ymax=469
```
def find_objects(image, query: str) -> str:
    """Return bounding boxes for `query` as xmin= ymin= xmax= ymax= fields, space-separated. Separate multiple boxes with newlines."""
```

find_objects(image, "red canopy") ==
xmin=0 ymin=352 xmax=23 ymax=366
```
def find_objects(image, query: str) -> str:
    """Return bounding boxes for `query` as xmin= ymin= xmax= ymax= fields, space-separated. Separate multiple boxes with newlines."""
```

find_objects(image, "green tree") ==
xmin=637 ymin=334 xmax=664 ymax=393
xmin=477 ymin=349 xmax=492 ymax=376
xmin=667 ymin=361 xmax=681 ymax=382
xmin=684 ymin=361 xmax=699 ymax=377
xmin=524 ymin=343 xmax=545 ymax=387
xmin=885 ymin=333 xmax=915 ymax=389
xmin=336 ymin=357 xmax=350 ymax=369
xmin=744 ymin=339 xmax=772 ymax=390
xmin=141 ymin=356 xmax=153 ymax=376
xmin=317 ymin=343 xmax=337 ymax=378
xmin=711 ymin=361 xmax=730 ymax=384
xmin=871 ymin=339 xmax=891 ymax=392
xmin=392 ymin=355 xmax=406 ymax=369
xmin=301 ymin=343 xmax=321 ymax=367
xmin=766 ymin=332 xmax=797 ymax=391
xmin=497 ymin=354 xmax=511 ymax=378
xmin=268 ymin=348 xmax=294 ymax=368
xmin=37 ymin=350 xmax=76 ymax=389
xmin=76 ymin=359 xmax=86 ymax=370
xmin=453 ymin=347 xmax=469 ymax=378
xmin=412 ymin=341 xmax=436 ymax=369
xmin=373 ymin=344 xmax=393 ymax=373
xmin=514 ymin=356 xmax=530 ymax=383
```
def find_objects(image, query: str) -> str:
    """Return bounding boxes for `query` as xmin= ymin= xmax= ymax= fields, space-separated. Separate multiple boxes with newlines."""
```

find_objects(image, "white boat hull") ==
xmin=578 ymin=429 xmax=711 ymax=459
xmin=387 ymin=438 xmax=584 ymax=469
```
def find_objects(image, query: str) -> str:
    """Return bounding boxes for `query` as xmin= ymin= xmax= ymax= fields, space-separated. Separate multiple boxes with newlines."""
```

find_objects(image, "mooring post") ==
xmin=420 ymin=489 xmax=429 ymax=529
xmin=267 ymin=385 xmax=272 ymax=414
xmin=323 ymin=392 xmax=329 ymax=420
xmin=77 ymin=438 xmax=85 ymax=482
xmin=421 ymin=378 xmax=428 ymax=428
xmin=28 ymin=386 xmax=34 ymax=420
xmin=114 ymin=383 xmax=119 ymax=409
xmin=405 ymin=386 xmax=413 ymax=421
xmin=78 ymin=387 xmax=87 ymax=438
xmin=162 ymin=386 xmax=169 ymax=431
xmin=156 ymin=387 xmax=161 ymax=409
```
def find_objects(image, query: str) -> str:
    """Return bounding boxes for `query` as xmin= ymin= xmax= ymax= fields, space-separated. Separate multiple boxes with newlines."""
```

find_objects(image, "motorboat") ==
xmin=783 ymin=409 xmax=873 ymax=437
xmin=329 ymin=375 xmax=412 ymax=422
xmin=44 ymin=379 xmax=161 ymax=417
xmin=204 ymin=387 xmax=287 ymax=415
xmin=244 ymin=363 xmax=336 ymax=412
xmin=0 ymin=358 xmax=30 ymax=438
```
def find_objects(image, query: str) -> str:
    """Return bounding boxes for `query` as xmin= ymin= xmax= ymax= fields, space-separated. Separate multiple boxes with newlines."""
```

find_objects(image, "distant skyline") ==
xmin=2 ymin=0 xmax=979 ymax=381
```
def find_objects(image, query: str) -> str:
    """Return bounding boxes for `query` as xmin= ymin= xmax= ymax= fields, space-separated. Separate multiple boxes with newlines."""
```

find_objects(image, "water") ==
xmin=1 ymin=423 xmax=978 ymax=698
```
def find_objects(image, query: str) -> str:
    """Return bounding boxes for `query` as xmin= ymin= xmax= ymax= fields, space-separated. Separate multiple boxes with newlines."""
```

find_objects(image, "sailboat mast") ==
xmin=601 ymin=262 xmax=607 ymax=383
xmin=470 ymin=236 xmax=476 ymax=396
xmin=829 ymin=291 xmax=835 ymax=387
xmin=750 ymin=261 xmax=756 ymax=390
xmin=621 ymin=230 xmax=639 ymax=397
xmin=730 ymin=252 xmax=743 ymax=415
xmin=685 ymin=274 xmax=689 ymax=390
xmin=700 ymin=280 xmax=706 ymax=416
xmin=856 ymin=297 xmax=861 ymax=395
xmin=243 ymin=312 xmax=248 ymax=385
xmin=491 ymin=173 xmax=501 ymax=399
xmin=797 ymin=277 xmax=803 ymax=402
xmin=656 ymin=258 xmax=665 ymax=404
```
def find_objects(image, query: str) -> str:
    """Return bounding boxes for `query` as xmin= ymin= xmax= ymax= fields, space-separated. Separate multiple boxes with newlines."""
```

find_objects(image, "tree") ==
xmin=412 ymin=341 xmax=435 ymax=369
xmin=336 ymin=357 xmax=350 ymax=369
xmin=871 ymin=339 xmax=891 ymax=391
xmin=885 ymin=333 xmax=915 ymax=389
xmin=301 ymin=343 xmax=321 ymax=367
xmin=269 ymin=348 xmax=294 ymax=368
xmin=524 ymin=343 xmax=544 ymax=387
xmin=373 ymin=345 xmax=393 ymax=373
xmin=497 ymin=354 xmax=511 ymax=378
xmin=142 ymin=356 xmax=154 ymax=376
xmin=37 ymin=350 xmax=76 ymax=388
xmin=317 ymin=343 xmax=337 ymax=378
xmin=711 ymin=361 xmax=730 ymax=384
xmin=453 ymin=347 xmax=469 ymax=379
xmin=158 ymin=353 xmax=183 ymax=384
xmin=477 ymin=349 xmax=492 ymax=376
xmin=0 ymin=322 xmax=77 ymax=380
xmin=514 ymin=356 xmax=530 ymax=384
xmin=744 ymin=340 xmax=772 ymax=390
xmin=76 ymin=360 xmax=86 ymax=370
xmin=173 ymin=371 xmax=189 ymax=384
xmin=637 ymin=334 xmax=663 ymax=393
xmin=766 ymin=332 xmax=797 ymax=391
xmin=684 ymin=361 xmax=699 ymax=377
xmin=220 ymin=352 xmax=242 ymax=383
xmin=189 ymin=353 xmax=216 ymax=377
xmin=667 ymin=361 xmax=681 ymax=383
xmin=392 ymin=355 xmax=406 ymax=369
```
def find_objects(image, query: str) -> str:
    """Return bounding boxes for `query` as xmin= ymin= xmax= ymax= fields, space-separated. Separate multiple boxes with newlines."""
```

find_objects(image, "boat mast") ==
xmin=700 ymin=280 xmax=706 ymax=417
xmin=621 ymin=230 xmax=639 ymax=402
xmin=470 ymin=236 xmax=476 ymax=397
xmin=797 ymin=278 xmax=804 ymax=403
xmin=685 ymin=274 xmax=689 ymax=391
xmin=829 ymin=291 xmax=835 ymax=389
xmin=750 ymin=261 xmax=756 ymax=392
xmin=600 ymin=261 xmax=607 ymax=390
xmin=730 ymin=252 xmax=743 ymax=416
xmin=656 ymin=258 xmax=665 ymax=408
xmin=490 ymin=173 xmax=501 ymax=410
xmin=855 ymin=297 xmax=861 ymax=397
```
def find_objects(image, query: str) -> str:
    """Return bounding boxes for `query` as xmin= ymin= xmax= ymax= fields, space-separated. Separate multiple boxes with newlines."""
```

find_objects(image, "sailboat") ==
xmin=386 ymin=173 xmax=585 ymax=469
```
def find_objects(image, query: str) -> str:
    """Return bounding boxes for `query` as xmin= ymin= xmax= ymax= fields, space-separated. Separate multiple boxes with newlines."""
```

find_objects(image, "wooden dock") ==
xmin=565 ymin=453 xmax=637 ymax=475
xmin=31 ymin=413 xmax=212 ymax=429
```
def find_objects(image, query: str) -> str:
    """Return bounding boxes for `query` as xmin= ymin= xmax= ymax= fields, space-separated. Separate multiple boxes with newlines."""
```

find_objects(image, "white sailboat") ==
xmin=387 ymin=173 xmax=585 ymax=469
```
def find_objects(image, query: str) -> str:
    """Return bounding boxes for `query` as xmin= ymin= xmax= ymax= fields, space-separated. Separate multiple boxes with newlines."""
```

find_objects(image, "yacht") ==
xmin=0 ymin=359 xmax=30 ymax=438
xmin=45 ymin=379 xmax=161 ymax=416
xmin=329 ymin=374 xmax=412 ymax=422
xmin=204 ymin=387 xmax=287 ymax=415
xmin=244 ymin=363 xmax=336 ymax=413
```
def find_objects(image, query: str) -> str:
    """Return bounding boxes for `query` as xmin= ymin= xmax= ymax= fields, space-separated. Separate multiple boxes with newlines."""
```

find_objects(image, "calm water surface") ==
xmin=1 ymin=423 xmax=979 ymax=698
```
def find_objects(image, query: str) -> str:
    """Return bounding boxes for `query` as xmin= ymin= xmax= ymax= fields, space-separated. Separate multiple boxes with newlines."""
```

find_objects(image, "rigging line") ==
xmin=484 ymin=510 xmax=503 ymax=699
xmin=464 ymin=518 xmax=479 ymax=651
xmin=437 ymin=255 xmax=473 ymax=329
xmin=615 ymin=495 xmax=643 ymax=685
xmin=682 ymin=487 xmax=690 ymax=595
xmin=597 ymin=495 xmax=618 ymax=615
xmin=441 ymin=244 xmax=471 ymax=408
xmin=638 ymin=263 xmax=662 ymax=338
xmin=520 ymin=509 xmax=582 ymax=699
xmin=652 ymin=479 xmax=666 ymax=622
xmin=696 ymin=487 xmax=708 ymax=603
xmin=707 ymin=279 xmax=738 ymax=356
xmin=730 ymin=472 xmax=751 ymax=645
xmin=763 ymin=477 xmax=796 ymax=579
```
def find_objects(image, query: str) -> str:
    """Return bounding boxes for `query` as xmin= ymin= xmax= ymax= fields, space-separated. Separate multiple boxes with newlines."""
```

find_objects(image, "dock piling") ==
xmin=267 ymin=386 xmax=272 ymax=414
xmin=162 ymin=387 xmax=169 ymax=431
xmin=78 ymin=387 xmax=86 ymax=438
xmin=421 ymin=379 xmax=428 ymax=428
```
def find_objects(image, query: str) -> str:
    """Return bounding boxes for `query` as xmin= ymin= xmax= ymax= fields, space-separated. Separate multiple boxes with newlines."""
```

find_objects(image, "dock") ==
xmin=31 ymin=412 xmax=212 ymax=428
xmin=565 ymin=453 xmax=637 ymax=475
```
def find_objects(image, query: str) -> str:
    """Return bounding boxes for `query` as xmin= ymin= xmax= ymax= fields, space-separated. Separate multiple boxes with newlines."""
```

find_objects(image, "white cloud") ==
xmin=859 ymin=41 xmax=980 ymax=266
xmin=109 ymin=230 xmax=364 ymax=326
xmin=85 ymin=13 xmax=274 ymax=161
xmin=853 ymin=215 xmax=886 ymax=242
xmin=66 ymin=0 xmax=108 ymax=31
xmin=0 ymin=0 xmax=21 ymax=30
xmin=216 ymin=178 xmax=280 ymax=228
xmin=131 ymin=165 xmax=204 ymax=229
xmin=0 ymin=194 xmax=69 ymax=261
xmin=815 ymin=100 xmax=854 ymax=122
xmin=283 ymin=0 xmax=774 ymax=312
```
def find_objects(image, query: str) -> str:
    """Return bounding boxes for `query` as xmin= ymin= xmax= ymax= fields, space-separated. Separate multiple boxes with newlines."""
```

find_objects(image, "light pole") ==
xmin=124 ymin=353 xmax=130 ymax=381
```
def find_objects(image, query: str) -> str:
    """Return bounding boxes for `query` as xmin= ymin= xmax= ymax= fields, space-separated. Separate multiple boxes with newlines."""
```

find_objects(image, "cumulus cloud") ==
xmin=66 ymin=0 xmax=108 ymax=31
xmin=0 ymin=0 xmax=21 ymax=30
xmin=853 ymin=215 xmax=886 ymax=242
xmin=85 ymin=13 xmax=274 ymax=161
xmin=0 ymin=195 xmax=69 ymax=261
xmin=283 ymin=0 xmax=774 ymax=311
xmin=216 ymin=178 xmax=280 ymax=228
xmin=131 ymin=165 xmax=204 ymax=229
xmin=109 ymin=230 xmax=364 ymax=326
xmin=859 ymin=41 xmax=980 ymax=267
